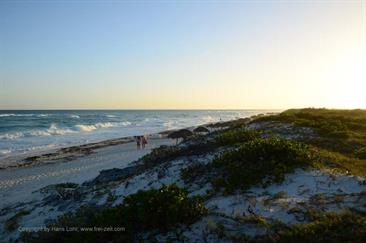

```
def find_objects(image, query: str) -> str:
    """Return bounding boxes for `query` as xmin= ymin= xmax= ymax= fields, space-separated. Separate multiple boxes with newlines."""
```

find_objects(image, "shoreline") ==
xmin=1 ymin=109 xmax=365 ymax=241
xmin=0 ymin=131 xmax=168 ymax=170
xmin=0 ymin=115 xmax=263 ymax=170
xmin=0 ymin=137 xmax=174 ymax=205
xmin=0 ymin=110 xmax=277 ymax=169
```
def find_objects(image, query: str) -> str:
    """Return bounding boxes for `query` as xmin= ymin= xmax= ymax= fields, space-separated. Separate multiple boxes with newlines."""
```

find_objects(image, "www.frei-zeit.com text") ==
xmin=18 ymin=226 xmax=125 ymax=232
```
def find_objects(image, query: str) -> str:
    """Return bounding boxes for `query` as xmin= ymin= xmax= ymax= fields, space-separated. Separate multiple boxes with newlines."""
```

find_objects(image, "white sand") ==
xmin=0 ymin=138 xmax=173 ymax=208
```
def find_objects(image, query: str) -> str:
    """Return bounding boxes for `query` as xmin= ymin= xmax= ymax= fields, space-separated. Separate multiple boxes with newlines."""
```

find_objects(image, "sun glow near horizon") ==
xmin=0 ymin=1 xmax=365 ymax=110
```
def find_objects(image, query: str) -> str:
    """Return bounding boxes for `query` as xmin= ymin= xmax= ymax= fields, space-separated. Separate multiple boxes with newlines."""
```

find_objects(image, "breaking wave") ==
xmin=0 ymin=113 xmax=51 ymax=118
xmin=0 ymin=113 xmax=34 ymax=117
xmin=0 ymin=124 xmax=75 ymax=140
xmin=0 ymin=149 xmax=11 ymax=155
xmin=75 ymin=121 xmax=131 ymax=132
xmin=0 ymin=121 xmax=132 ymax=140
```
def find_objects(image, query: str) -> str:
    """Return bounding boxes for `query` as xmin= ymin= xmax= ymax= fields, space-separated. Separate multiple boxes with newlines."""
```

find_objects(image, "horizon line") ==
xmin=1 ymin=107 xmax=365 ymax=111
xmin=0 ymin=108 xmax=285 ymax=111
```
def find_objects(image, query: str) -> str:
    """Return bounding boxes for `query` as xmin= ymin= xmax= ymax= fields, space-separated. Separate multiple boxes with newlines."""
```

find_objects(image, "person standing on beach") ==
xmin=135 ymin=136 xmax=141 ymax=149
xmin=141 ymin=135 xmax=148 ymax=149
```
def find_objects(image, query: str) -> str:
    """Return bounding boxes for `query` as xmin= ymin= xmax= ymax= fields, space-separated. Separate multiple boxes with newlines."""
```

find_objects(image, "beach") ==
xmin=2 ymin=1 xmax=364 ymax=241
xmin=0 ymin=136 xmax=173 ymax=206
xmin=0 ymin=110 xmax=273 ymax=165
xmin=0 ymin=110 xmax=274 ymax=213
xmin=0 ymin=133 xmax=175 ymax=241
xmin=1 ymin=110 xmax=365 ymax=242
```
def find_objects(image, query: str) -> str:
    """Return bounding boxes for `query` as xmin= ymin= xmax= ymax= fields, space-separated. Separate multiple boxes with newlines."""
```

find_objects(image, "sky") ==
xmin=0 ymin=0 xmax=365 ymax=110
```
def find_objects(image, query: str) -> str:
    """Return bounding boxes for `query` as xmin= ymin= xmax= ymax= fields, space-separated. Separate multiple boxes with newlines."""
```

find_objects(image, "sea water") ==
xmin=0 ymin=110 xmax=278 ymax=161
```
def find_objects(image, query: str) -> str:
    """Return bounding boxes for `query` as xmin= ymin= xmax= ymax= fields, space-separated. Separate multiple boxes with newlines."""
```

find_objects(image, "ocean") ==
xmin=0 ymin=110 xmax=278 ymax=160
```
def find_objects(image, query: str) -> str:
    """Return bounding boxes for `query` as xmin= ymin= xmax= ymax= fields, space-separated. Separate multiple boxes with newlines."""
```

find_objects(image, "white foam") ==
xmin=0 ymin=113 xmax=16 ymax=117
xmin=0 ymin=149 xmax=11 ymax=155
xmin=0 ymin=124 xmax=75 ymax=140
xmin=0 ymin=113 xmax=34 ymax=117
xmin=163 ymin=121 xmax=177 ymax=130
xmin=120 ymin=121 xmax=131 ymax=126
xmin=0 ymin=132 xmax=24 ymax=140
xmin=75 ymin=121 xmax=131 ymax=132
xmin=46 ymin=123 xmax=75 ymax=135
xmin=201 ymin=115 xmax=215 ymax=123
xmin=75 ymin=124 xmax=98 ymax=132
xmin=70 ymin=114 xmax=80 ymax=119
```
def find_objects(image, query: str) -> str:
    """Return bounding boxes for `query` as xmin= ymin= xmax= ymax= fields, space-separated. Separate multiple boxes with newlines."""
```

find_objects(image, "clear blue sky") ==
xmin=1 ymin=0 xmax=365 ymax=109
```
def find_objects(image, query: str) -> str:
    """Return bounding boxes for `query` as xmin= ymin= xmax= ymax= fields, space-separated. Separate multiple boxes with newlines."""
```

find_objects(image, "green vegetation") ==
xmin=41 ymin=182 xmax=79 ymax=192
xmin=251 ymin=108 xmax=366 ymax=176
xmin=208 ymin=118 xmax=250 ymax=130
xmin=180 ymin=125 xmax=324 ymax=193
xmin=168 ymin=129 xmax=193 ymax=144
xmin=142 ymin=142 xmax=217 ymax=167
xmin=211 ymin=137 xmax=319 ymax=193
xmin=5 ymin=209 xmax=30 ymax=232
xmin=22 ymin=184 xmax=206 ymax=243
xmin=260 ymin=210 xmax=366 ymax=243
xmin=181 ymin=163 xmax=208 ymax=183
xmin=215 ymin=126 xmax=260 ymax=146
xmin=22 ymin=108 xmax=366 ymax=242
xmin=141 ymin=145 xmax=182 ymax=164
xmin=256 ymin=108 xmax=366 ymax=156
xmin=354 ymin=146 xmax=366 ymax=160
xmin=41 ymin=182 xmax=79 ymax=191
xmin=180 ymin=108 xmax=366 ymax=192
xmin=312 ymin=147 xmax=366 ymax=176
xmin=52 ymin=183 xmax=79 ymax=189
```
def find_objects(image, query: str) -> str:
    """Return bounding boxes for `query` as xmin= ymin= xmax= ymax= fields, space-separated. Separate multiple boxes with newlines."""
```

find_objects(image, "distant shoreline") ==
xmin=0 ymin=132 xmax=168 ymax=170
xmin=0 ymin=111 xmax=278 ymax=170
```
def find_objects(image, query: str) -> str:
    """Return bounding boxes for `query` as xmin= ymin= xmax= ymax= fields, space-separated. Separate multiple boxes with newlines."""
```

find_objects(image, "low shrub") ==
xmin=181 ymin=163 xmax=208 ymax=183
xmin=354 ymin=147 xmax=366 ymax=159
xmin=5 ymin=210 xmax=30 ymax=232
xmin=119 ymin=184 xmax=206 ymax=232
xmin=141 ymin=145 xmax=182 ymax=164
xmin=211 ymin=137 xmax=318 ymax=193
xmin=142 ymin=143 xmax=216 ymax=167
xmin=260 ymin=210 xmax=366 ymax=243
xmin=254 ymin=108 xmax=366 ymax=156
xmin=22 ymin=184 xmax=206 ymax=243
xmin=215 ymin=126 xmax=260 ymax=146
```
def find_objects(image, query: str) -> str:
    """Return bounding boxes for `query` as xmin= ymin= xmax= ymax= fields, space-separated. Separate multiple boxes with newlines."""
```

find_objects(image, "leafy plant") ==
xmin=22 ymin=184 xmax=206 ymax=243
xmin=260 ymin=210 xmax=366 ymax=243
xmin=354 ymin=147 xmax=366 ymax=159
xmin=215 ymin=126 xmax=260 ymax=146
xmin=211 ymin=137 xmax=319 ymax=193
xmin=254 ymin=108 xmax=366 ymax=156
xmin=181 ymin=163 xmax=208 ymax=183
xmin=5 ymin=209 xmax=30 ymax=232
